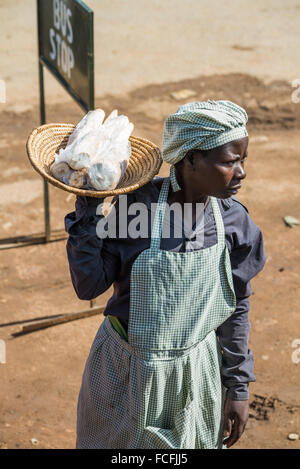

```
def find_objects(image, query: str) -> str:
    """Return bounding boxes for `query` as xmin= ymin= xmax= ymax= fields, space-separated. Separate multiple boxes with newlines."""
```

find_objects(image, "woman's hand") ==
xmin=222 ymin=397 xmax=249 ymax=448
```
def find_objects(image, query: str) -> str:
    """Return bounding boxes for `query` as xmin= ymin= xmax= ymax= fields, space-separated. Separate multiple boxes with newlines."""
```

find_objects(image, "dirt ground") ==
xmin=0 ymin=72 xmax=300 ymax=450
xmin=1 ymin=0 xmax=300 ymax=451
xmin=2 ymin=0 xmax=300 ymax=113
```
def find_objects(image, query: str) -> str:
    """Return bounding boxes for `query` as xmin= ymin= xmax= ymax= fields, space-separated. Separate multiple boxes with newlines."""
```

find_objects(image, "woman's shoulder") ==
xmin=218 ymin=196 xmax=248 ymax=215
xmin=218 ymin=196 xmax=264 ymax=250
xmin=112 ymin=176 xmax=164 ymax=208
xmin=217 ymin=196 xmax=254 ymax=232
xmin=221 ymin=197 xmax=266 ymax=281
xmin=135 ymin=175 xmax=165 ymax=193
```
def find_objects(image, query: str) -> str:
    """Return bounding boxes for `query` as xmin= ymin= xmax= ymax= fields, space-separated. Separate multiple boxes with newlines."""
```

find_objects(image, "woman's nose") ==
xmin=234 ymin=162 xmax=246 ymax=180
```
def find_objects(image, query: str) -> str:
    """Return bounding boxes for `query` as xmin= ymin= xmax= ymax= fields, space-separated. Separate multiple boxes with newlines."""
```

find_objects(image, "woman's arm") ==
xmin=64 ymin=195 xmax=121 ymax=300
xmin=216 ymin=295 xmax=254 ymax=400
xmin=218 ymin=203 xmax=267 ymax=400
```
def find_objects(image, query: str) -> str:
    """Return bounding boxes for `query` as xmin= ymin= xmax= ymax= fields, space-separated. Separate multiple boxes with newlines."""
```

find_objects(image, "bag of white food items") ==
xmin=50 ymin=109 xmax=134 ymax=190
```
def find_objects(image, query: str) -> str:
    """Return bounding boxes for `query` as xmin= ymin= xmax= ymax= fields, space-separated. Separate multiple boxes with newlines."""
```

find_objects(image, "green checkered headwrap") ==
xmin=162 ymin=100 xmax=248 ymax=192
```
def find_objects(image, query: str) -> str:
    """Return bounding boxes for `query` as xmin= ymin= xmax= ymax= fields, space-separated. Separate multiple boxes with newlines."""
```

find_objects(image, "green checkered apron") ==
xmin=76 ymin=176 xmax=236 ymax=449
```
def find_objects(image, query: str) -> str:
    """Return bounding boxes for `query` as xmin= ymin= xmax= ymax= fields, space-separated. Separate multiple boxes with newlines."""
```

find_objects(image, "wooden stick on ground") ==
xmin=12 ymin=306 xmax=106 ymax=337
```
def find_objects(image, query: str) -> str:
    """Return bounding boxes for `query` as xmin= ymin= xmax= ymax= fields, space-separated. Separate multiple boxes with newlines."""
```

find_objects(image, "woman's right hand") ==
xmin=75 ymin=195 xmax=106 ymax=220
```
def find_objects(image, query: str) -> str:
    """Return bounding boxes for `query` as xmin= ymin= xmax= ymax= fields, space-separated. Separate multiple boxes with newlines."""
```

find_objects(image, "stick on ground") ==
xmin=12 ymin=306 xmax=106 ymax=337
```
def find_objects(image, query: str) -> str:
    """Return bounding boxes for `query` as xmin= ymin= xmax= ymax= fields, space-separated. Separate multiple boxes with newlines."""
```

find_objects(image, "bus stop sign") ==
xmin=37 ymin=0 xmax=94 ymax=111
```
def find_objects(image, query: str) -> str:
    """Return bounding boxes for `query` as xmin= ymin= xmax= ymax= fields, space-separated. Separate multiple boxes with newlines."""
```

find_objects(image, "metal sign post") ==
xmin=37 ymin=0 xmax=95 ymax=308
xmin=37 ymin=0 xmax=94 ymax=242
xmin=0 ymin=0 xmax=94 ymax=250
xmin=2 ymin=1 xmax=98 ymax=319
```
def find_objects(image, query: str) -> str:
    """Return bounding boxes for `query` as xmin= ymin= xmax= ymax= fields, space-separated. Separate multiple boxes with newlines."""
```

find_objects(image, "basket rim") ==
xmin=26 ymin=123 xmax=163 ymax=198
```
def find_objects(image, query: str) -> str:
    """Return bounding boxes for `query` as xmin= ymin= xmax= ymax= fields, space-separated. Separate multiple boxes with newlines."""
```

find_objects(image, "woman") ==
xmin=65 ymin=100 xmax=266 ymax=449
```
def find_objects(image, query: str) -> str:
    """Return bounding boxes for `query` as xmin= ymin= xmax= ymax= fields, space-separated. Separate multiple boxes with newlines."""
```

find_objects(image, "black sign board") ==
xmin=37 ymin=0 xmax=94 ymax=111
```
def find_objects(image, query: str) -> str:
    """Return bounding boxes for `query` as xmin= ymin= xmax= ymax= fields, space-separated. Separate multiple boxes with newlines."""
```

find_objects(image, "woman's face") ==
xmin=178 ymin=137 xmax=248 ymax=199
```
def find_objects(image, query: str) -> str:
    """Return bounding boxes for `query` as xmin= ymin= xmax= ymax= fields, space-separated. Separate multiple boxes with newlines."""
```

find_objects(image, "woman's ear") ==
xmin=185 ymin=150 xmax=195 ymax=166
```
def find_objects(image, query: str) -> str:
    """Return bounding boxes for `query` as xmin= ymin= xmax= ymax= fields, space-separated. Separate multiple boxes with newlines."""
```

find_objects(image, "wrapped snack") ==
xmin=67 ymin=109 xmax=105 ymax=145
xmin=68 ymin=169 xmax=87 ymax=188
xmin=86 ymin=161 xmax=122 ymax=191
xmin=50 ymin=109 xmax=134 ymax=190
xmin=50 ymin=161 xmax=70 ymax=182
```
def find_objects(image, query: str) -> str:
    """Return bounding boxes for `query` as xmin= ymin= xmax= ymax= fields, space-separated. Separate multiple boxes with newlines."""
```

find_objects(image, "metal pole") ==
xmin=38 ymin=61 xmax=51 ymax=242
xmin=89 ymin=9 xmax=95 ymax=111
xmin=89 ymin=10 xmax=94 ymax=308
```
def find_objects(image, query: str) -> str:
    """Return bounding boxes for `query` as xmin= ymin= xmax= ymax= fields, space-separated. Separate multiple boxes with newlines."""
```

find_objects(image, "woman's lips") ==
xmin=225 ymin=184 xmax=242 ymax=193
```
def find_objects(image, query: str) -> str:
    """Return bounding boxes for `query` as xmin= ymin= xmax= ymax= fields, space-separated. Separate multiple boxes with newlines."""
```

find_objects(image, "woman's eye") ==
xmin=223 ymin=157 xmax=246 ymax=166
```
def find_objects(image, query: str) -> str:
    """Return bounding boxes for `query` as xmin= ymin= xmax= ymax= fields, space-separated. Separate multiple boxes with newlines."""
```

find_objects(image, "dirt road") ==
xmin=1 ymin=0 xmax=300 ymax=112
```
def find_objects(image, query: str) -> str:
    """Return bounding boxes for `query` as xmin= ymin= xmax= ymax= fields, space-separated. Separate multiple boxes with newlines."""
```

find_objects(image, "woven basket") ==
xmin=26 ymin=123 xmax=163 ymax=197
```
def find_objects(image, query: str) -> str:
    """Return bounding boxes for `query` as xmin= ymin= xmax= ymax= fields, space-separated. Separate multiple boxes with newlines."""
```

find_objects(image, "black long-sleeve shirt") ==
xmin=64 ymin=176 xmax=266 ymax=400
